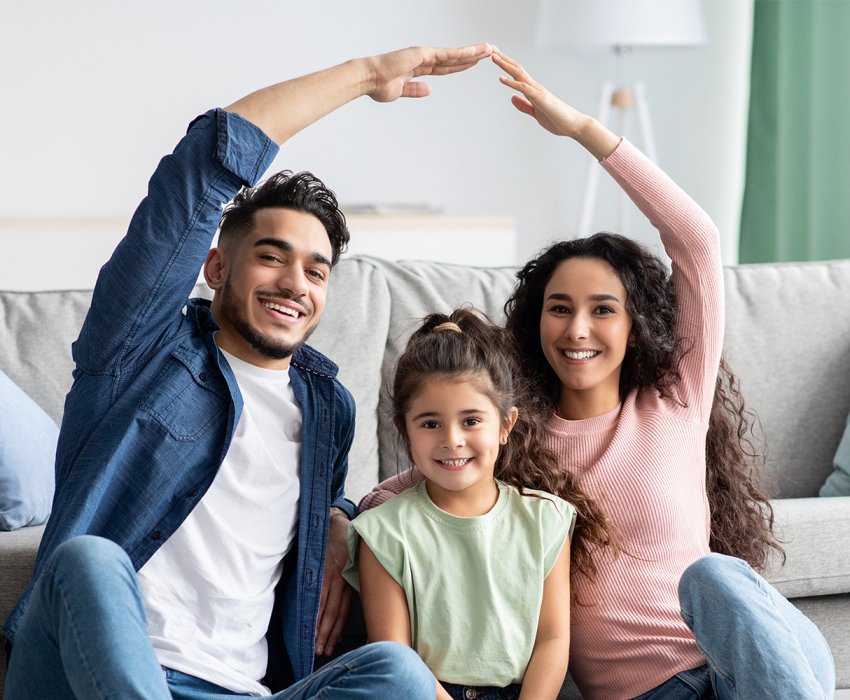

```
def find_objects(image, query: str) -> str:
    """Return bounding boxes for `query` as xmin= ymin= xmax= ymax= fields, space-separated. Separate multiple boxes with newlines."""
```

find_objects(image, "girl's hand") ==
xmin=493 ymin=49 xmax=620 ymax=161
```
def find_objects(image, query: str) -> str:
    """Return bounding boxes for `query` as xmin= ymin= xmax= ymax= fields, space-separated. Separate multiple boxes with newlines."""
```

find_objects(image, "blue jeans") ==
xmin=4 ymin=536 xmax=434 ymax=700
xmin=633 ymin=554 xmax=835 ymax=700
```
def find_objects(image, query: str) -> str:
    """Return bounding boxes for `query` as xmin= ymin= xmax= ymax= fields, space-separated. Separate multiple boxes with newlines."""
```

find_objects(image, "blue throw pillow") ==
xmin=820 ymin=411 xmax=850 ymax=497
xmin=0 ymin=368 xmax=58 ymax=530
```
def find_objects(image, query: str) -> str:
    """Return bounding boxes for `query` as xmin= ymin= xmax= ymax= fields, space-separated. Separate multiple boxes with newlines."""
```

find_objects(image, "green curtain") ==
xmin=740 ymin=0 xmax=850 ymax=263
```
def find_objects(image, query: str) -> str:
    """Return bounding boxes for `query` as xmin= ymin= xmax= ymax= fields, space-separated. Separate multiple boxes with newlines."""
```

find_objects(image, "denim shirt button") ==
xmin=186 ymin=489 xmax=197 ymax=498
xmin=199 ymin=372 xmax=207 ymax=381
xmin=151 ymin=529 xmax=162 ymax=540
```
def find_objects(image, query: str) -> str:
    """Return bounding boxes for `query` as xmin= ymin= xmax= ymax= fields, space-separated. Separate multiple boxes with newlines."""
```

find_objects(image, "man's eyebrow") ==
xmin=254 ymin=238 xmax=332 ymax=268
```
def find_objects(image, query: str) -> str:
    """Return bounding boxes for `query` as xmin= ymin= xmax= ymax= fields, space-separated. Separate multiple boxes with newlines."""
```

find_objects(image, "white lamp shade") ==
xmin=536 ymin=0 xmax=707 ymax=49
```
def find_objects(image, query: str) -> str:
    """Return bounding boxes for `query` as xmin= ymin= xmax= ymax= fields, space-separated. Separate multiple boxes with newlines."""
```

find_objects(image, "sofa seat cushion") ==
xmin=764 ymin=497 xmax=850 ymax=598
xmin=0 ymin=524 xmax=44 ymax=626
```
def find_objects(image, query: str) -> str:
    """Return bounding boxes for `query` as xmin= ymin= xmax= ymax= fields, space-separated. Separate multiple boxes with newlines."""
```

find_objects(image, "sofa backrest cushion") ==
xmin=308 ymin=258 xmax=392 ymax=502
xmin=722 ymin=259 xmax=850 ymax=497
xmin=3 ymin=256 xmax=850 ymax=503
xmin=0 ymin=289 xmax=93 ymax=424
xmin=364 ymin=259 xmax=519 ymax=483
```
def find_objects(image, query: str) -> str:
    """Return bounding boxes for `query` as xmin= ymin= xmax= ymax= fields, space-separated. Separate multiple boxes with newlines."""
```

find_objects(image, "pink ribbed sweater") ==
xmin=360 ymin=140 xmax=724 ymax=700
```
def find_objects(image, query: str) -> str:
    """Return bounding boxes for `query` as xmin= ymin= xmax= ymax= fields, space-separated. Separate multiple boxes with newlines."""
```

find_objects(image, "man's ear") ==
xmin=204 ymin=247 xmax=225 ymax=290
xmin=500 ymin=406 xmax=520 ymax=445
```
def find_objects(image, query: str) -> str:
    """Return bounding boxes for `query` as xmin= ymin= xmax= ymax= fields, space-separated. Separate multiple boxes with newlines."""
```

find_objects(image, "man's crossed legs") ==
xmin=4 ymin=536 xmax=434 ymax=700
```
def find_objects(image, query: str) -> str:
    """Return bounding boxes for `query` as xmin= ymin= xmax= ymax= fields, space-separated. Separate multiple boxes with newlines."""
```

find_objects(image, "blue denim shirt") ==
xmin=3 ymin=109 xmax=356 ymax=687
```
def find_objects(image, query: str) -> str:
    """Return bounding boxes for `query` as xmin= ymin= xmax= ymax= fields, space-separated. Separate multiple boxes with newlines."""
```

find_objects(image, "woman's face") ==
xmin=539 ymin=257 xmax=634 ymax=418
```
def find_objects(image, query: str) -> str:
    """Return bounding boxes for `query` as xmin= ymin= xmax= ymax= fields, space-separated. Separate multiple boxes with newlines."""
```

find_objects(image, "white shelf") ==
xmin=0 ymin=215 xmax=517 ymax=291
xmin=346 ymin=214 xmax=517 ymax=267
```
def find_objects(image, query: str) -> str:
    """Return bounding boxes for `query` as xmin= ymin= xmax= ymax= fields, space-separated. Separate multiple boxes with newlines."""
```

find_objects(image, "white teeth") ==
xmin=263 ymin=301 xmax=298 ymax=318
xmin=563 ymin=350 xmax=600 ymax=360
xmin=439 ymin=458 xmax=470 ymax=467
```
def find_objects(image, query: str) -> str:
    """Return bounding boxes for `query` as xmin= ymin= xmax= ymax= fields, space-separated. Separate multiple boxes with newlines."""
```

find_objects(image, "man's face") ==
xmin=206 ymin=207 xmax=333 ymax=369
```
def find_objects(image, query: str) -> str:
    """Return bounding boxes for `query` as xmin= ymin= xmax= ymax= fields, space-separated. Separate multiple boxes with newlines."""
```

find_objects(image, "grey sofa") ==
xmin=2 ymin=254 xmax=849 ymax=696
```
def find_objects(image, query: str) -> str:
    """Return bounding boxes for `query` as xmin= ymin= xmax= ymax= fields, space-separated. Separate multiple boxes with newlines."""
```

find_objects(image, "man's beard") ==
xmin=218 ymin=277 xmax=316 ymax=360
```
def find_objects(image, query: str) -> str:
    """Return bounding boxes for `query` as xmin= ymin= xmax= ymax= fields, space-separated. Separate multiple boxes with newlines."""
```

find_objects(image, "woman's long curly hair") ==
xmin=391 ymin=308 xmax=615 ymax=583
xmin=504 ymin=233 xmax=783 ymax=571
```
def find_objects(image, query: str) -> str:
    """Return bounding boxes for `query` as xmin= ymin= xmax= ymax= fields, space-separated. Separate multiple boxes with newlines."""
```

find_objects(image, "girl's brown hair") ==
xmin=505 ymin=233 xmax=783 ymax=571
xmin=392 ymin=307 xmax=614 ymax=582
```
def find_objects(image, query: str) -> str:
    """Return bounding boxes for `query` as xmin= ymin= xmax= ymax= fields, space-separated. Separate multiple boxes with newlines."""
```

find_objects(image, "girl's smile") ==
xmin=404 ymin=374 xmax=517 ymax=516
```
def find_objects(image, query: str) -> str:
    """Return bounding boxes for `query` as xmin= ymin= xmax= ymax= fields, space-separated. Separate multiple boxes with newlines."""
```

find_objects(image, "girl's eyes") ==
xmin=594 ymin=305 xmax=615 ymax=315
xmin=419 ymin=417 xmax=483 ymax=429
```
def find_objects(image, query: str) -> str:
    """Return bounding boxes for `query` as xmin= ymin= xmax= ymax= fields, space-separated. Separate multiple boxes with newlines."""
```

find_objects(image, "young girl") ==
xmin=364 ymin=52 xmax=836 ymax=699
xmin=344 ymin=308 xmax=607 ymax=700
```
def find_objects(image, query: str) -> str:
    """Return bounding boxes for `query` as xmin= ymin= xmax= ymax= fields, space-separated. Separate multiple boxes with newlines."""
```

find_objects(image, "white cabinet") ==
xmin=345 ymin=215 xmax=517 ymax=267
xmin=0 ymin=215 xmax=517 ymax=291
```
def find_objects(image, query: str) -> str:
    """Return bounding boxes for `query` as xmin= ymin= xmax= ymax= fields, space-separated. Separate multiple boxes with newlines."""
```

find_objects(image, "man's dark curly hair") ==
xmin=218 ymin=170 xmax=349 ymax=265
xmin=504 ymin=232 xmax=783 ymax=572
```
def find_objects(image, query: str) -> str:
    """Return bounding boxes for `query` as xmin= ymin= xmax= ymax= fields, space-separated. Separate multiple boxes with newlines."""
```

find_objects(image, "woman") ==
xmin=363 ymin=50 xmax=836 ymax=699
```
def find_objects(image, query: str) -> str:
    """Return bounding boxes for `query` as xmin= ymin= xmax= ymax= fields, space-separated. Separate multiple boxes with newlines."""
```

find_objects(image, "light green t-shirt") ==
xmin=344 ymin=480 xmax=575 ymax=686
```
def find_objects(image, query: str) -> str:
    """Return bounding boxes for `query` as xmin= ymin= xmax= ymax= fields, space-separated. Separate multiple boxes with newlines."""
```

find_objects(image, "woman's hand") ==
xmin=493 ymin=50 xmax=620 ymax=161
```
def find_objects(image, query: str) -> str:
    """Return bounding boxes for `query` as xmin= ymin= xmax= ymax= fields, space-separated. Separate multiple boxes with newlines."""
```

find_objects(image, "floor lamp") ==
xmin=535 ymin=0 xmax=706 ymax=236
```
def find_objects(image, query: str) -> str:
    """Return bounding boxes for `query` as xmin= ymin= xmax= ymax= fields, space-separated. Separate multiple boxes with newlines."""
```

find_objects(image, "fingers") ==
xmin=491 ymin=49 xmax=534 ymax=84
xmin=413 ymin=43 xmax=494 ymax=79
xmin=315 ymin=580 xmax=352 ymax=656
xmin=400 ymin=81 xmax=432 ymax=99
xmin=510 ymin=94 xmax=536 ymax=117
xmin=429 ymin=43 xmax=493 ymax=68
xmin=499 ymin=73 xmax=543 ymax=109
xmin=325 ymin=588 xmax=352 ymax=655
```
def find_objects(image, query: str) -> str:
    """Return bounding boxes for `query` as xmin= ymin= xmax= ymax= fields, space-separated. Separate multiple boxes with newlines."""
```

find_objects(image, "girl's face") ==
xmin=403 ymin=375 xmax=517 ymax=512
xmin=539 ymin=257 xmax=634 ymax=419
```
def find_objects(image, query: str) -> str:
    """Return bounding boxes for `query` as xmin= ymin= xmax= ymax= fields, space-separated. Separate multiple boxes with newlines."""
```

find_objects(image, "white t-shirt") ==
xmin=138 ymin=349 xmax=301 ymax=695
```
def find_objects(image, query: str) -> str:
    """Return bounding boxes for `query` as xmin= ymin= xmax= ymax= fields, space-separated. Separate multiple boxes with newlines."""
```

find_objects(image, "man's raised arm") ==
xmin=225 ymin=44 xmax=493 ymax=144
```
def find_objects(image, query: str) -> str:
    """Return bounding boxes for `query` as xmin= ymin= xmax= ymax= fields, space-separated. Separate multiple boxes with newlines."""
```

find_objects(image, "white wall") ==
xmin=0 ymin=0 xmax=752 ymax=286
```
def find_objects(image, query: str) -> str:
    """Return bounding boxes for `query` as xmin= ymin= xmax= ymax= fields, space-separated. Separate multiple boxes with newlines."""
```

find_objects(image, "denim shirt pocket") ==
xmin=140 ymin=345 xmax=227 ymax=441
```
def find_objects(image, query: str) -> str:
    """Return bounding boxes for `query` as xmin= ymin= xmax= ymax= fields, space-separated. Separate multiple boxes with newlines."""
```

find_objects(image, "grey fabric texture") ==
xmin=722 ymin=259 xmax=850 ymax=498
xmin=309 ymin=258 xmax=392 ymax=503
xmin=792 ymin=594 xmax=850 ymax=689
xmin=366 ymin=258 xmax=518 ymax=483
xmin=0 ymin=290 xmax=93 ymax=424
xmin=764 ymin=497 xmax=850 ymax=597
xmin=1 ymin=254 xmax=850 ymax=693
xmin=821 ymin=411 xmax=850 ymax=497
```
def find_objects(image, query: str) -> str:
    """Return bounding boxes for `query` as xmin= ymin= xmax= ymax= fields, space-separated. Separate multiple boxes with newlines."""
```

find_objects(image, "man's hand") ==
xmin=364 ymin=44 xmax=493 ymax=103
xmin=315 ymin=507 xmax=353 ymax=657
xmin=225 ymin=43 xmax=492 ymax=145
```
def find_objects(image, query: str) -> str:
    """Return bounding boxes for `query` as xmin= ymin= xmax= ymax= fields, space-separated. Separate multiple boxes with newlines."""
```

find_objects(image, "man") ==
xmin=3 ymin=43 xmax=492 ymax=699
